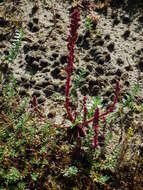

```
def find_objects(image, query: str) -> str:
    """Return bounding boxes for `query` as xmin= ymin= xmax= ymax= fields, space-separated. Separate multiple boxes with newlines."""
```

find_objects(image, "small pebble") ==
xmin=48 ymin=110 xmax=56 ymax=118
xmin=116 ymin=68 xmax=122 ymax=77
xmin=95 ymin=66 xmax=104 ymax=75
xmin=51 ymin=67 xmax=60 ymax=78
xmin=122 ymin=30 xmax=130 ymax=39
xmin=37 ymin=96 xmax=46 ymax=104
xmin=138 ymin=16 xmax=143 ymax=23
xmin=19 ymin=88 xmax=27 ymax=96
xmin=104 ymin=34 xmax=110 ymax=41
xmin=122 ymin=14 xmax=130 ymax=24
xmin=113 ymin=18 xmax=120 ymax=25
xmin=138 ymin=59 xmax=143 ymax=72
xmin=89 ymin=85 xmax=100 ymax=96
xmin=60 ymin=55 xmax=67 ymax=64
xmin=40 ymin=59 xmax=49 ymax=68
xmin=117 ymin=58 xmax=124 ymax=65
xmin=33 ymin=18 xmax=39 ymax=24
xmin=86 ymin=64 xmax=93 ymax=72
xmin=31 ymin=5 xmax=38 ymax=15
xmin=23 ymin=44 xmax=31 ymax=54
xmin=32 ymin=90 xmax=41 ymax=97
xmin=107 ymin=42 xmax=115 ymax=52
xmin=43 ymin=85 xmax=54 ymax=97
xmin=0 ymin=17 xmax=8 ymax=27
xmin=80 ymin=84 xmax=89 ymax=95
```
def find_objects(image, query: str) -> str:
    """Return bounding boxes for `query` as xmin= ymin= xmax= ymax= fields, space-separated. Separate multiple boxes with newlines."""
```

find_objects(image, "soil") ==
xmin=0 ymin=0 xmax=143 ymax=189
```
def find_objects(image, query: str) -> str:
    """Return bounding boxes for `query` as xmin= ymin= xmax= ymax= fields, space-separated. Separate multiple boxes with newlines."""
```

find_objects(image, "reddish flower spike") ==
xmin=65 ymin=7 xmax=80 ymax=122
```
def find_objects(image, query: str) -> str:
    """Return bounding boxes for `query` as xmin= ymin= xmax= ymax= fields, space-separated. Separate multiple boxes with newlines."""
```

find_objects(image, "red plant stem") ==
xmin=92 ymin=81 xmax=119 ymax=149
xmin=65 ymin=7 xmax=80 ymax=122
xmin=32 ymin=95 xmax=38 ymax=113
xmin=92 ymin=107 xmax=100 ymax=148
xmin=77 ymin=124 xmax=86 ymax=137
xmin=31 ymin=95 xmax=43 ymax=119
xmin=99 ymin=80 xmax=120 ymax=119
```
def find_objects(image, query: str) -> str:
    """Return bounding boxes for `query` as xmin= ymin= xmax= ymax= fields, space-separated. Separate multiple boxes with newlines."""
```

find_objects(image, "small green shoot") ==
xmin=88 ymin=97 xmax=102 ymax=118
xmin=70 ymin=68 xmax=86 ymax=98
xmin=63 ymin=166 xmax=78 ymax=177
xmin=85 ymin=16 xmax=93 ymax=31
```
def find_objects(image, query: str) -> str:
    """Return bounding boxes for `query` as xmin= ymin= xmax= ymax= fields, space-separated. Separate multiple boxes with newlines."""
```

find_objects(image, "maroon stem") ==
xmin=65 ymin=7 xmax=80 ymax=122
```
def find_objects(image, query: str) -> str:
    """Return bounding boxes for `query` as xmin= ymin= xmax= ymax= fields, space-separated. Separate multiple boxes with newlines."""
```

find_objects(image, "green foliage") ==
xmin=70 ymin=68 xmax=86 ymax=98
xmin=88 ymin=96 xmax=102 ymax=118
xmin=6 ymin=28 xmax=23 ymax=63
xmin=123 ymin=83 xmax=143 ymax=112
xmin=0 ymin=79 xmax=70 ymax=189
xmin=6 ymin=167 xmax=21 ymax=183
xmin=101 ymin=145 xmax=122 ymax=170
xmin=31 ymin=172 xmax=39 ymax=181
xmin=63 ymin=166 xmax=78 ymax=177
xmin=90 ymin=170 xmax=110 ymax=185
xmin=132 ymin=82 xmax=140 ymax=95
xmin=3 ymin=74 xmax=17 ymax=98
xmin=17 ymin=182 xmax=26 ymax=190
xmin=85 ymin=16 xmax=93 ymax=31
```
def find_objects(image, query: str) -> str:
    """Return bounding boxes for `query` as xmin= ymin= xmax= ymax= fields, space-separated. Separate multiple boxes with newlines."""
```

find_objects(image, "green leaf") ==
xmin=18 ymin=182 xmax=26 ymax=190
xmin=31 ymin=173 xmax=39 ymax=181
xmin=6 ymin=28 xmax=23 ymax=63
xmin=88 ymin=97 xmax=101 ymax=118
xmin=63 ymin=166 xmax=78 ymax=177
xmin=132 ymin=82 xmax=139 ymax=96
xmin=6 ymin=167 xmax=21 ymax=183
xmin=40 ymin=123 xmax=50 ymax=135
xmin=98 ymin=175 xmax=110 ymax=184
